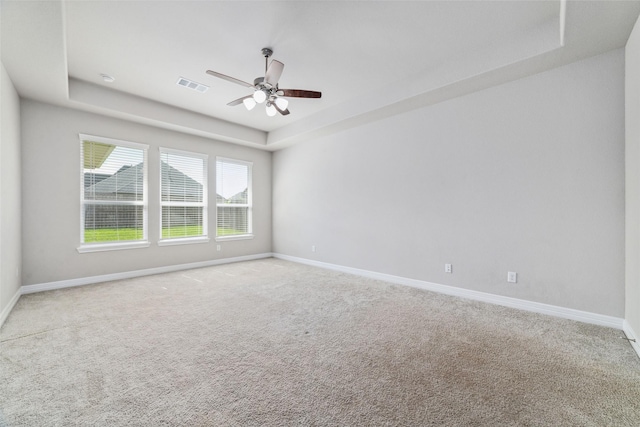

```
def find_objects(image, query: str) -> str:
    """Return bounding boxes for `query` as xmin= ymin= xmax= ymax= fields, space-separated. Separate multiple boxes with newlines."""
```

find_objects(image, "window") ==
xmin=79 ymin=135 xmax=149 ymax=252
xmin=216 ymin=157 xmax=252 ymax=239
xmin=159 ymin=148 xmax=208 ymax=245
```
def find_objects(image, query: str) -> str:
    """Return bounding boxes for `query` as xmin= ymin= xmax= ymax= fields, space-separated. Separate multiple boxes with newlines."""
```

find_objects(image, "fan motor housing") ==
xmin=254 ymin=77 xmax=276 ymax=96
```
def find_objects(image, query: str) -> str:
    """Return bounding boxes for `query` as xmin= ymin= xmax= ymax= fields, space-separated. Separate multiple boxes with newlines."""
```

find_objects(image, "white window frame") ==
xmin=158 ymin=147 xmax=209 ymax=247
xmin=216 ymin=157 xmax=253 ymax=241
xmin=78 ymin=134 xmax=149 ymax=253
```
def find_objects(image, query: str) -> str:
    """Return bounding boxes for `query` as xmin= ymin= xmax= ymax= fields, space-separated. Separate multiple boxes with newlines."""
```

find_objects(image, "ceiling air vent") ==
xmin=177 ymin=77 xmax=209 ymax=93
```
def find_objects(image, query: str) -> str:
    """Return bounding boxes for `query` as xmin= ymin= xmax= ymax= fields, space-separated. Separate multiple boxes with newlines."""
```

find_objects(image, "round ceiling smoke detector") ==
xmin=100 ymin=74 xmax=115 ymax=83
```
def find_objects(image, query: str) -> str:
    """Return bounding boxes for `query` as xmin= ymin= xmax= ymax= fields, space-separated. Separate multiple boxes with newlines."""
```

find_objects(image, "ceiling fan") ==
xmin=206 ymin=48 xmax=321 ymax=117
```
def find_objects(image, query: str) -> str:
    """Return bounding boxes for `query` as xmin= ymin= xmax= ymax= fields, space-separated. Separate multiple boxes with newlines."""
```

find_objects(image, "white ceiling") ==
xmin=2 ymin=1 xmax=640 ymax=150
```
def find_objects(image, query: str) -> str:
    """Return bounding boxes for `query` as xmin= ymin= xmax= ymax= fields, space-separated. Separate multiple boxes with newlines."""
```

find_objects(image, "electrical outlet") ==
xmin=311 ymin=245 xmax=316 ymax=252
xmin=216 ymin=245 xmax=221 ymax=251
xmin=507 ymin=271 xmax=517 ymax=283
xmin=445 ymin=264 xmax=452 ymax=273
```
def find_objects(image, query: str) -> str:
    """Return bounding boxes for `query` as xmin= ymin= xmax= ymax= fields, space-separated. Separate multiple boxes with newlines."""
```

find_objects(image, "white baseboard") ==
xmin=20 ymin=253 xmax=273 ymax=295
xmin=623 ymin=320 xmax=640 ymax=359
xmin=9 ymin=252 xmax=631 ymax=340
xmin=273 ymin=253 xmax=625 ymax=330
xmin=0 ymin=288 xmax=21 ymax=328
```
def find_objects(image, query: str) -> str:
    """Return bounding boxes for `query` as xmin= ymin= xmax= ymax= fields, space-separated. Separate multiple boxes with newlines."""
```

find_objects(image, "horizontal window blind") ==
xmin=81 ymin=136 xmax=148 ymax=244
xmin=160 ymin=149 xmax=207 ymax=239
xmin=216 ymin=158 xmax=252 ymax=237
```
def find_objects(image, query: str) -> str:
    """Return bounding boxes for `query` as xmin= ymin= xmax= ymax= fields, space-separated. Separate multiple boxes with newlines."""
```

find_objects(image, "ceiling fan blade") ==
xmin=227 ymin=95 xmax=253 ymax=106
xmin=273 ymin=102 xmax=290 ymax=116
xmin=206 ymin=70 xmax=254 ymax=88
xmin=264 ymin=60 xmax=284 ymax=86
xmin=280 ymin=89 xmax=322 ymax=98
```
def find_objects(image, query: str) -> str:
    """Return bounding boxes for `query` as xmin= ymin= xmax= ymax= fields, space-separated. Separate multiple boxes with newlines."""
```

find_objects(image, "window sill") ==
xmin=158 ymin=237 xmax=210 ymax=247
xmin=215 ymin=234 xmax=254 ymax=242
xmin=77 ymin=241 xmax=150 ymax=253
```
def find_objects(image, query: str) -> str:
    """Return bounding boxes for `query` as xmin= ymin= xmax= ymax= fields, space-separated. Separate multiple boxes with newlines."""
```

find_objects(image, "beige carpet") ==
xmin=1 ymin=258 xmax=639 ymax=426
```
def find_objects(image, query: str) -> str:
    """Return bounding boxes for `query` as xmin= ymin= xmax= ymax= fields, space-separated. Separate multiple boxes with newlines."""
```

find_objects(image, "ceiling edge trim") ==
xmin=67 ymin=78 xmax=268 ymax=149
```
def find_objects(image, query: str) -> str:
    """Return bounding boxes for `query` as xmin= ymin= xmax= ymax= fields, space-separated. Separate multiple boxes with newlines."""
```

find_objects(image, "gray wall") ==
xmin=21 ymin=100 xmax=271 ymax=286
xmin=626 ymin=16 xmax=640 ymax=335
xmin=273 ymin=49 xmax=625 ymax=317
xmin=0 ymin=62 xmax=22 ymax=314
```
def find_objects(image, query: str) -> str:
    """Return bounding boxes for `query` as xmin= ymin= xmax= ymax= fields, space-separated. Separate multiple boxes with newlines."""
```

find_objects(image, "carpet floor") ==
xmin=1 ymin=258 xmax=639 ymax=426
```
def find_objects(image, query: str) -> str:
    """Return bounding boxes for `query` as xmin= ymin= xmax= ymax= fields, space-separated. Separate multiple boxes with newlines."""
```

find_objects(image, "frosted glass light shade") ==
xmin=253 ymin=89 xmax=267 ymax=103
xmin=275 ymin=97 xmax=288 ymax=110
xmin=265 ymin=103 xmax=277 ymax=117
xmin=243 ymin=97 xmax=256 ymax=110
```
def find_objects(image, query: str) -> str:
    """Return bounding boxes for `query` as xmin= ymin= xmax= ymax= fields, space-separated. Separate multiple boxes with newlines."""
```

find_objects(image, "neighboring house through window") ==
xmin=159 ymin=148 xmax=208 ymax=245
xmin=79 ymin=134 xmax=149 ymax=253
xmin=216 ymin=157 xmax=253 ymax=239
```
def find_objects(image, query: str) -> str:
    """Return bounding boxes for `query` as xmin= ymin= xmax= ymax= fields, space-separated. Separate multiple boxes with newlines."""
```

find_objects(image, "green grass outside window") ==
xmin=84 ymin=226 xmax=246 ymax=242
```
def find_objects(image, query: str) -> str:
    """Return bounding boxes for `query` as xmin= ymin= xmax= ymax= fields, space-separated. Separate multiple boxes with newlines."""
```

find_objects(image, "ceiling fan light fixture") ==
xmin=243 ymin=97 xmax=257 ymax=111
xmin=265 ymin=102 xmax=277 ymax=117
xmin=206 ymin=47 xmax=322 ymax=117
xmin=275 ymin=97 xmax=289 ymax=110
xmin=253 ymin=89 xmax=267 ymax=104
